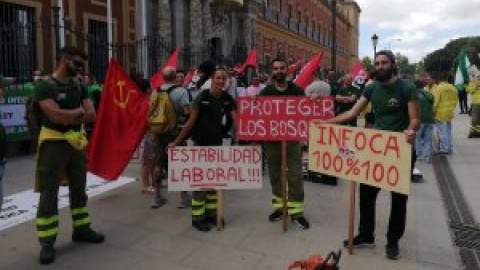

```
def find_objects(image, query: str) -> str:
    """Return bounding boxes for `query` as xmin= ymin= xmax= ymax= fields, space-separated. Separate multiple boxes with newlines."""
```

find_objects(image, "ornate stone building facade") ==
xmin=140 ymin=0 xmax=262 ymax=71
xmin=256 ymin=0 xmax=360 ymax=73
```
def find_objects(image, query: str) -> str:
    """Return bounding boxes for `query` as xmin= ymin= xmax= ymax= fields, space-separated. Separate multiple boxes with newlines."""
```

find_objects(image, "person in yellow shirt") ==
xmin=466 ymin=77 xmax=480 ymax=138
xmin=432 ymin=76 xmax=458 ymax=154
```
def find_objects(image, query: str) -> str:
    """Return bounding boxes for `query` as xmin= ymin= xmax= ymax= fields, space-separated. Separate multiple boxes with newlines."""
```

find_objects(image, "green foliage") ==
xmin=423 ymin=37 xmax=480 ymax=79
xmin=362 ymin=56 xmax=373 ymax=71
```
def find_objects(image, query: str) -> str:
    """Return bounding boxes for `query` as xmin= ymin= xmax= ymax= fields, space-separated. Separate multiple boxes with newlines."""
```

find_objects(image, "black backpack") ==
xmin=190 ymin=90 xmax=234 ymax=145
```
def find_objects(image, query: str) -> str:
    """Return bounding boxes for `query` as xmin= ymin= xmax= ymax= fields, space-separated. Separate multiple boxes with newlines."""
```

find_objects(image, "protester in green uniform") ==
xmin=414 ymin=79 xmax=435 ymax=163
xmin=84 ymin=74 xmax=102 ymax=111
xmin=168 ymin=66 xmax=236 ymax=232
xmin=34 ymin=47 xmax=104 ymax=265
xmin=335 ymin=74 xmax=359 ymax=126
xmin=259 ymin=58 xmax=310 ymax=230
xmin=319 ymin=50 xmax=420 ymax=260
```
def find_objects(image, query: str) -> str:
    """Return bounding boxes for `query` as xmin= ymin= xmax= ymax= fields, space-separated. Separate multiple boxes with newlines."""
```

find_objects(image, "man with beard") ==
xmin=34 ymin=47 xmax=104 ymax=265
xmin=319 ymin=50 xmax=420 ymax=260
xmin=259 ymin=58 xmax=310 ymax=230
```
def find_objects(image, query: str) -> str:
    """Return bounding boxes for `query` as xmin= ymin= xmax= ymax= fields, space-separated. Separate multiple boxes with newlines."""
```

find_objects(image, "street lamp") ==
xmin=388 ymin=38 xmax=402 ymax=50
xmin=371 ymin=33 xmax=379 ymax=57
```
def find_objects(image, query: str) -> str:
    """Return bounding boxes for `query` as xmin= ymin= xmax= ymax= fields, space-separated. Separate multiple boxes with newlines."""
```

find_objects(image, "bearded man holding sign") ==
xmin=318 ymin=51 xmax=420 ymax=260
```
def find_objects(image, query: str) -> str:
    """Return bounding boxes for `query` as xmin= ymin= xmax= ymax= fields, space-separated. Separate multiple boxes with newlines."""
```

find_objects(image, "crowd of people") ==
xmin=0 ymin=45 xmax=479 ymax=265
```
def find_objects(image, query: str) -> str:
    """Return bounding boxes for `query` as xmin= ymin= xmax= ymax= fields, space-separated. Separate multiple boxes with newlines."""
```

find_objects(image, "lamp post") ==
xmin=371 ymin=33 xmax=379 ymax=58
xmin=388 ymin=38 xmax=402 ymax=50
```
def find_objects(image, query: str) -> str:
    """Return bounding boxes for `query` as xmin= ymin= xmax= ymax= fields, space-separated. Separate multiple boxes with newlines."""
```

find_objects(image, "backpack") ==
xmin=190 ymin=90 xmax=234 ymax=145
xmin=148 ymin=85 xmax=179 ymax=134
xmin=25 ymin=76 xmax=83 ymax=134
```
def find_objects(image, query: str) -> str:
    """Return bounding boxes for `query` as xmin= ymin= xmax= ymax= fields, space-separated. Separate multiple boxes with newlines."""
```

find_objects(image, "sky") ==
xmin=356 ymin=0 xmax=480 ymax=63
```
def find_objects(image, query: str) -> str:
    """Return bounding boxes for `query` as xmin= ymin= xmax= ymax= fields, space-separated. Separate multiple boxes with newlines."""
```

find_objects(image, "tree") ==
xmin=362 ymin=56 xmax=373 ymax=71
xmin=423 ymin=37 xmax=480 ymax=80
xmin=395 ymin=53 xmax=416 ymax=76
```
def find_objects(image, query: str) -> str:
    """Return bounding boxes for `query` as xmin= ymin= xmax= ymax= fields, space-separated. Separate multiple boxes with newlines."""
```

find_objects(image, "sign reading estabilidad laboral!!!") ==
xmin=308 ymin=123 xmax=412 ymax=195
xmin=168 ymin=146 xmax=263 ymax=191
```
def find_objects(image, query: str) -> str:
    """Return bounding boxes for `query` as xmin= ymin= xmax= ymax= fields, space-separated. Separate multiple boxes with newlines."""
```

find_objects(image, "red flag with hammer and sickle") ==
xmin=87 ymin=59 xmax=149 ymax=180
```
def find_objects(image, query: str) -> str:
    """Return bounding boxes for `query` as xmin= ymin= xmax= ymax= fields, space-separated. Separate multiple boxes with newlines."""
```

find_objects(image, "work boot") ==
xmin=206 ymin=216 xmax=225 ymax=227
xmin=343 ymin=234 xmax=375 ymax=248
xmin=72 ymin=228 xmax=105 ymax=243
xmin=291 ymin=216 xmax=310 ymax=230
xmin=268 ymin=210 xmax=282 ymax=222
xmin=39 ymin=245 xmax=55 ymax=265
xmin=192 ymin=220 xmax=211 ymax=232
xmin=386 ymin=241 xmax=400 ymax=260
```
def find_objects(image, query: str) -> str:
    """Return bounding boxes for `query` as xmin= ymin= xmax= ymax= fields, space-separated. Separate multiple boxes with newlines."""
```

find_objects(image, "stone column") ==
xmin=189 ymin=0 xmax=204 ymax=67
xmin=157 ymin=0 xmax=172 ymax=44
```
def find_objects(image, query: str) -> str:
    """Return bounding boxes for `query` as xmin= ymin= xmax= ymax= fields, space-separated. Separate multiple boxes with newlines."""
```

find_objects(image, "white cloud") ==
xmin=356 ymin=0 xmax=480 ymax=62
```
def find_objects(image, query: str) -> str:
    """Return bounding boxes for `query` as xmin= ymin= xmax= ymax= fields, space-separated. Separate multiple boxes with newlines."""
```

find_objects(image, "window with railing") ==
xmin=0 ymin=2 xmax=36 ymax=82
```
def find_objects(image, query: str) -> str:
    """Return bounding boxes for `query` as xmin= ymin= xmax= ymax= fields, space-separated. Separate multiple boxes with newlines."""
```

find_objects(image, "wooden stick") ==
xmin=348 ymin=182 xmax=357 ymax=255
xmin=281 ymin=141 xmax=288 ymax=232
xmin=217 ymin=190 xmax=224 ymax=231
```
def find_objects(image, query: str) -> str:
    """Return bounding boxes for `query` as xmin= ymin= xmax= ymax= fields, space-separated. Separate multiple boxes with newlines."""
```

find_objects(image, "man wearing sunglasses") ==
xmin=34 ymin=47 xmax=104 ymax=265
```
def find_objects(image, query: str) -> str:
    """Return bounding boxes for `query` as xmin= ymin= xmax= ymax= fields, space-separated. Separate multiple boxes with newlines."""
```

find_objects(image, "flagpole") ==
xmin=107 ymin=0 xmax=113 ymax=59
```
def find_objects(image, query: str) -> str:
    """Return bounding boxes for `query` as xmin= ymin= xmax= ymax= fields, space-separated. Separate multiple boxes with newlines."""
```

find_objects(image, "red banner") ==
xmin=294 ymin=53 xmax=323 ymax=89
xmin=87 ymin=59 xmax=149 ymax=180
xmin=350 ymin=61 xmax=367 ymax=89
xmin=150 ymin=47 xmax=179 ymax=90
xmin=236 ymin=96 xmax=334 ymax=141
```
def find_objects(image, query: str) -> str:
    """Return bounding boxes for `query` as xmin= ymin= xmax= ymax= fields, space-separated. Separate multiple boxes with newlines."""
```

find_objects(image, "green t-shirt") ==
xmin=35 ymin=77 xmax=87 ymax=132
xmin=329 ymin=81 xmax=341 ymax=97
xmin=259 ymin=81 xmax=305 ymax=96
xmin=192 ymin=90 xmax=236 ymax=146
xmin=363 ymin=79 xmax=418 ymax=132
xmin=418 ymin=88 xmax=434 ymax=124
xmin=336 ymin=85 xmax=359 ymax=113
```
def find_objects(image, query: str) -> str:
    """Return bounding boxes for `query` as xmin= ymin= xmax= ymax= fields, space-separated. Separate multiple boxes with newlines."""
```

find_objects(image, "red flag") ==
xmin=350 ymin=61 xmax=367 ymax=89
xmin=150 ymin=47 xmax=180 ymax=90
xmin=237 ymin=49 xmax=258 ymax=75
xmin=183 ymin=68 xmax=197 ymax=86
xmin=287 ymin=59 xmax=302 ymax=76
xmin=294 ymin=53 xmax=323 ymax=89
xmin=87 ymin=59 xmax=149 ymax=180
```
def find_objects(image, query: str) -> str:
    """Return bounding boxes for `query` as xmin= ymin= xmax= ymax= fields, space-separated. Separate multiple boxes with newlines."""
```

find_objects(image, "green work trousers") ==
xmin=263 ymin=142 xmax=304 ymax=218
xmin=36 ymin=141 xmax=90 ymax=246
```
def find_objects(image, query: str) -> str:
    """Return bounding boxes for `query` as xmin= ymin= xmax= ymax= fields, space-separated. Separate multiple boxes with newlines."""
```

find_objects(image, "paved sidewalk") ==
xmin=2 ymin=117 xmax=474 ymax=269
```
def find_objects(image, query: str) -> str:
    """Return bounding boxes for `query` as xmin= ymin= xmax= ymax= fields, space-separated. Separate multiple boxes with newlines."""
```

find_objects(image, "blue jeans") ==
xmin=436 ymin=121 xmax=452 ymax=153
xmin=415 ymin=124 xmax=433 ymax=161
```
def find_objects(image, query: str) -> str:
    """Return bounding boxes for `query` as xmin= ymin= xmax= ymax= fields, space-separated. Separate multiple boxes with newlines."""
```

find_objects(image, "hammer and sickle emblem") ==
xmin=113 ymin=80 xmax=137 ymax=109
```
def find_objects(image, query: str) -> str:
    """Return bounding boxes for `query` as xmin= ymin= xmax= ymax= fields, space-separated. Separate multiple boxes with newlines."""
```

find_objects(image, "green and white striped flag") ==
xmin=454 ymin=49 xmax=471 ymax=88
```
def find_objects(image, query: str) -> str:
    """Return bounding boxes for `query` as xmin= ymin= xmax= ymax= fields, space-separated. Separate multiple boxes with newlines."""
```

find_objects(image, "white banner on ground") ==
xmin=168 ymin=146 xmax=263 ymax=191
xmin=0 ymin=173 xmax=135 ymax=231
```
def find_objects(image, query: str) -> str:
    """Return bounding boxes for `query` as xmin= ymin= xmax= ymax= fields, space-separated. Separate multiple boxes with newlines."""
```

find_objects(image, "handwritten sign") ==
xmin=168 ymin=146 xmax=263 ymax=191
xmin=308 ymin=123 xmax=412 ymax=195
xmin=236 ymin=96 xmax=334 ymax=141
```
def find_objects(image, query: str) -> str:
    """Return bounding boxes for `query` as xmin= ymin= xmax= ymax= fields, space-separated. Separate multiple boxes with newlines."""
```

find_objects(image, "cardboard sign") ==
xmin=237 ymin=96 xmax=334 ymax=141
xmin=168 ymin=146 xmax=263 ymax=191
xmin=308 ymin=123 xmax=412 ymax=195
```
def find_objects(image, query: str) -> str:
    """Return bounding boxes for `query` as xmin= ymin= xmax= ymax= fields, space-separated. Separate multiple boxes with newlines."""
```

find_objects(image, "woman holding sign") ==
xmin=168 ymin=67 xmax=236 ymax=232
xmin=318 ymin=51 xmax=420 ymax=260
